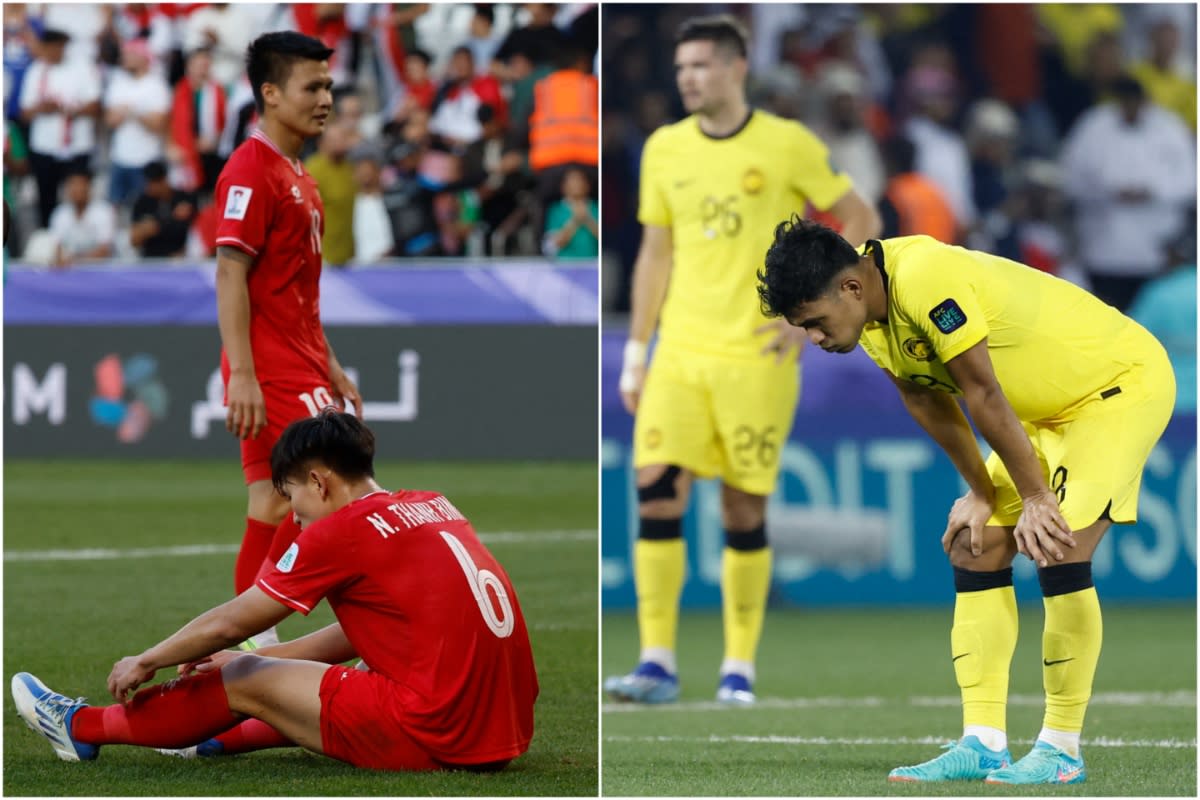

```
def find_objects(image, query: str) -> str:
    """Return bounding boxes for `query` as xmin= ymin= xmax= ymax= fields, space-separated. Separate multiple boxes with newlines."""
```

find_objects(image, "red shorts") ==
xmin=318 ymin=666 xmax=442 ymax=771
xmin=233 ymin=379 xmax=333 ymax=484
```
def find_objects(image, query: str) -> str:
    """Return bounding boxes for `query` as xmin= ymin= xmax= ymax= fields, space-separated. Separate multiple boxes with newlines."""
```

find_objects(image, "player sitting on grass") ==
xmin=12 ymin=410 xmax=538 ymax=771
xmin=757 ymin=219 xmax=1174 ymax=785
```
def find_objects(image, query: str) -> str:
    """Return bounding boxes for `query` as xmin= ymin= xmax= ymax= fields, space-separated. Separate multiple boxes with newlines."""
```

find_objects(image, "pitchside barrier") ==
xmin=4 ymin=261 xmax=597 ymax=460
xmin=600 ymin=331 xmax=1197 ymax=606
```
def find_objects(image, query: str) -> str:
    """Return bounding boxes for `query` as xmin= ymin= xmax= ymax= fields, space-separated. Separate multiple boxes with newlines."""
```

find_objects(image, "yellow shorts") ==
xmin=633 ymin=345 xmax=800 ymax=496
xmin=987 ymin=344 xmax=1176 ymax=531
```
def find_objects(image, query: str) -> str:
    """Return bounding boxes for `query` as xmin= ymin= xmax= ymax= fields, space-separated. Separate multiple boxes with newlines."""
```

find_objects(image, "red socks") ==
xmin=211 ymin=718 xmax=295 ymax=754
xmin=235 ymin=518 xmax=276 ymax=594
xmin=71 ymin=671 xmax=239 ymax=748
xmin=255 ymin=515 xmax=302 ymax=584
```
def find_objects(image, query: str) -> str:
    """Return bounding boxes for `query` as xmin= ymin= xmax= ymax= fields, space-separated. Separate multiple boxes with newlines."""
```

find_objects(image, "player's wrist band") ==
xmin=623 ymin=340 xmax=648 ymax=369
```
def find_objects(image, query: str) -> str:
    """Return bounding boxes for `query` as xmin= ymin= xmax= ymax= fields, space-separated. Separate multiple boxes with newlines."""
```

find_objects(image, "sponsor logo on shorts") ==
xmin=902 ymin=337 xmax=935 ymax=361
xmin=929 ymin=298 xmax=967 ymax=334
xmin=224 ymin=186 xmax=252 ymax=220
xmin=277 ymin=542 xmax=299 ymax=573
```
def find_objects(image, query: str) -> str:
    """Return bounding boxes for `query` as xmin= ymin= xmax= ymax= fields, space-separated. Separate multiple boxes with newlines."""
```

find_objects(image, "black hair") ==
xmin=142 ymin=160 xmax=167 ymax=181
xmin=246 ymin=31 xmax=334 ymax=114
xmin=64 ymin=166 xmax=93 ymax=182
xmin=474 ymin=4 xmax=494 ymax=25
xmin=408 ymin=48 xmax=432 ymax=67
xmin=675 ymin=14 xmax=749 ymax=59
xmin=452 ymin=45 xmax=474 ymax=61
xmin=757 ymin=216 xmax=862 ymax=317
xmin=1111 ymin=73 xmax=1145 ymax=101
xmin=881 ymin=135 xmax=916 ymax=175
xmin=476 ymin=103 xmax=496 ymax=124
xmin=270 ymin=409 xmax=376 ymax=496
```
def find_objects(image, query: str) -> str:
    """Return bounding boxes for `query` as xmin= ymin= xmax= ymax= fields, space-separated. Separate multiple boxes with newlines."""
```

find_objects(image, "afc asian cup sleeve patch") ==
xmin=276 ymin=542 xmax=299 ymax=573
xmin=224 ymin=185 xmax=253 ymax=220
xmin=929 ymin=298 xmax=968 ymax=334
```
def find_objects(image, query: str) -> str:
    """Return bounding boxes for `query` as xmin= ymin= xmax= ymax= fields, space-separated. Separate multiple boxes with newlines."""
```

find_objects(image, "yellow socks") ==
xmin=721 ymin=525 xmax=771 ymax=676
xmin=634 ymin=519 xmax=686 ymax=670
xmin=1039 ymin=563 xmax=1102 ymax=738
xmin=952 ymin=567 xmax=1018 ymax=737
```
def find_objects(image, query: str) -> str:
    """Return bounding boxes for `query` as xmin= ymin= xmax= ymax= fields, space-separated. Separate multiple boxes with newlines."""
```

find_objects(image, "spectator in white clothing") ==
xmin=811 ymin=62 xmax=885 ymax=204
xmin=182 ymin=3 xmax=258 ymax=92
xmin=18 ymin=28 xmax=102 ymax=228
xmin=48 ymin=169 xmax=116 ymax=268
xmin=902 ymin=63 xmax=976 ymax=235
xmin=350 ymin=143 xmax=395 ymax=264
xmin=1059 ymin=74 xmax=1196 ymax=310
xmin=105 ymin=38 xmax=171 ymax=207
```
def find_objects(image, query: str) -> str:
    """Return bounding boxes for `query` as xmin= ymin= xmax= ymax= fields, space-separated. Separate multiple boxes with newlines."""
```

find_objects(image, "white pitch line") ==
xmin=604 ymin=734 xmax=1197 ymax=750
xmin=603 ymin=691 xmax=1196 ymax=713
xmin=4 ymin=529 xmax=596 ymax=562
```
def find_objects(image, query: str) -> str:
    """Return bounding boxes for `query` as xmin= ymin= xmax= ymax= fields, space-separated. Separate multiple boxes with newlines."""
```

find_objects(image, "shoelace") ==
xmin=36 ymin=692 xmax=86 ymax=725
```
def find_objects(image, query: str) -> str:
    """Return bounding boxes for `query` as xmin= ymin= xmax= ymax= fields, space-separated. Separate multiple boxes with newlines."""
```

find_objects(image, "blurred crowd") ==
xmin=3 ymin=2 xmax=599 ymax=268
xmin=602 ymin=3 xmax=1197 ymax=318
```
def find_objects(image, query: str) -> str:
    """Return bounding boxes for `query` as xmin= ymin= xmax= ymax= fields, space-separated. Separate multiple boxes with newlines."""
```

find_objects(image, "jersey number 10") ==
xmin=439 ymin=531 xmax=515 ymax=638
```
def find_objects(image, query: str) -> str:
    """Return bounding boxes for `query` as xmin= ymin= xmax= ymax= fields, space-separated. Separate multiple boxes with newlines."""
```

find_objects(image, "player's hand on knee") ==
xmin=108 ymin=655 xmax=156 ymax=703
xmin=1014 ymin=491 xmax=1075 ymax=567
xmin=942 ymin=490 xmax=993 ymax=556
xmin=178 ymin=649 xmax=242 ymax=677
xmin=755 ymin=319 xmax=806 ymax=364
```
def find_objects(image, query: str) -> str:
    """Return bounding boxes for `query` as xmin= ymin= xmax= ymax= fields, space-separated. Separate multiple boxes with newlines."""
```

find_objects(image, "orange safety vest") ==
xmin=885 ymin=173 xmax=958 ymax=244
xmin=529 ymin=70 xmax=598 ymax=170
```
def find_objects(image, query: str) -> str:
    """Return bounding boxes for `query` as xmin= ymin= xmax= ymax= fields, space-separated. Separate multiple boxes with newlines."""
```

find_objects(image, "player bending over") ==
xmin=757 ymin=219 xmax=1173 ymax=785
xmin=13 ymin=410 xmax=537 ymax=771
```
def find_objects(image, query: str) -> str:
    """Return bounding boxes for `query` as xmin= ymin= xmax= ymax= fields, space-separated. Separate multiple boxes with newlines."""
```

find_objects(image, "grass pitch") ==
xmin=602 ymin=605 xmax=1195 ymax=796
xmin=4 ymin=459 xmax=598 ymax=796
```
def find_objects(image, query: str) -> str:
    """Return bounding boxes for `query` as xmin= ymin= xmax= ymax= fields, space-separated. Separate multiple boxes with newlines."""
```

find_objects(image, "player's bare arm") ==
xmin=216 ymin=245 xmax=266 ymax=441
xmin=179 ymin=622 xmax=356 ymax=677
xmin=621 ymin=223 xmax=674 ymax=413
xmin=943 ymin=339 xmax=1076 ymax=567
xmin=887 ymin=371 xmax=994 ymax=556
xmin=108 ymin=588 xmax=292 ymax=702
xmin=826 ymin=187 xmax=882 ymax=248
xmin=323 ymin=334 xmax=362 ymax=418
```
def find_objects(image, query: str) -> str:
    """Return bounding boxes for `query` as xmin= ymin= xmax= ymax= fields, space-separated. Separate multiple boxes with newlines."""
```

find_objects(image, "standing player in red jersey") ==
xmin=13 ymin=410 xmax=538 ymax=771
xmin=214 ymin=31 xmax=362 ymax=647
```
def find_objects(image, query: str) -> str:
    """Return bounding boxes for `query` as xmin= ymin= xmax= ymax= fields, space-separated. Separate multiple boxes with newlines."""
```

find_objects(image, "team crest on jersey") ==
xmin=290 ymin=185 xmax=304 ymax=204
xmin=276 ymin=542 xmax=299 ymax=573
xmin=645 ymin=428 xmax=662 ymax=450
xmin=929 ymin=298 xmax=967 ymax=334
xmin=742 ymin=168 xmax=765 ymax=195
xmin=902 ymin=337 xmax=935 ymax=361
xmin=224 ymin=186 xmax=252 ymax=220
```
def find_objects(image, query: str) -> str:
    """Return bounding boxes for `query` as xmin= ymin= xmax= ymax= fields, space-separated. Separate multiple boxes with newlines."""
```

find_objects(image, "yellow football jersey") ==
xmin=858 ymin=236 xmax=1163 ymax=423
xmin=639 ymin=110 xmax=853 ymax=360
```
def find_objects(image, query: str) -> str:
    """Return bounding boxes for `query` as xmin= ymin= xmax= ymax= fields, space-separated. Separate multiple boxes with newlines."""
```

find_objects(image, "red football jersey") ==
xmin=215 ymin=129 xmax=328 ymax=385
xmin=257 ymin=490 xmax=539 ymax=763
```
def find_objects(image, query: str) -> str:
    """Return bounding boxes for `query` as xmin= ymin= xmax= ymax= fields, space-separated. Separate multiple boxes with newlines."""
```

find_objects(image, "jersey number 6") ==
xmin=439 ymin=531 xmax=515 ymax=638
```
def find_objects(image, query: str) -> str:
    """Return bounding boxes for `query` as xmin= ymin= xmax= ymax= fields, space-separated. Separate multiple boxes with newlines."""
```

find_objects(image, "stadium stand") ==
xmin=3 ymin=2 xmax=599 ymax=265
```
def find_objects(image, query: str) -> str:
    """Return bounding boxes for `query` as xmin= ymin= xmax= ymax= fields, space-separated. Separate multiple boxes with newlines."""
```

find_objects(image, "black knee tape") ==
xmin=639 ymin=517 xmax=682 ymax=541
xmin=953 ymin=566 xmax=1013 ymax=593
xmin=1038 ymin=561 xmax=1093 ymax=597
xmin=637 ymin=465 xmax=682 ymax=503
xmin=724 ymin=524 xmax=767 ymax=551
